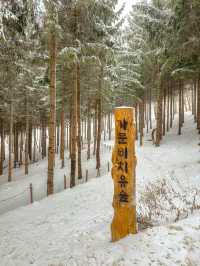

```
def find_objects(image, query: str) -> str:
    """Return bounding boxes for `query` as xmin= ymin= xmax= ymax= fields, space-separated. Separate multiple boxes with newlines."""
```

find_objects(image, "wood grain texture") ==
xmin=111 ymin=107 xmax=137 ymax=242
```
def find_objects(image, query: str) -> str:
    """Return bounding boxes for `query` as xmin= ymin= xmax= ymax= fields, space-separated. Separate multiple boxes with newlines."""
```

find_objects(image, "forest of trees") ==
xmin=0 ymin=0 xmax=200 ymax=195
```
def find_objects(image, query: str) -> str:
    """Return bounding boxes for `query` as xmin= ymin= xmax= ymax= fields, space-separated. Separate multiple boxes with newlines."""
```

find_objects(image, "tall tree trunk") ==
xmin=96 ymin=66 xmax=103 ymax=175
xmin=181 ymin=84 xmax=184 ymax=125
xmin=25 ymin=95 xmax=29 ymax=175
xmin=149 ymin=87 xmax=152 ymax=129
xmin=167 ymin=84 xmax=170 ymax=132
xmin=42 ymin=119 xmax=46 ymax=159
xmin=14 ymin=124 xmax=18 ymax=168
xmin=87 ymin=100 xmax=91 ymax=160
xmin=77 ymin=62 xmax=82 ymax=179
xmin=178 ymin=81 xmax=182 ymax=135
xmin=93 ymin=103 xmax=97 ymax=156
xmin=8 ymin=90 xmax=13 ymax=182
xmin=197 ymin=78 xmax=200 ymax=133
xmin=139 ymin=100 xmax=144 ymax=146
xmin=163 ymin=87 xmax=166 ymax=136
xmin=19 ymin=129 xmax=23 ymax=166
xmin=70 ymin=63 xmax=77 ymax=188
xmin=33 ymin=126 xmax=36 ymax=162
xmin=135 ymin=103 xmax=138 ymax=140
xmin=0 ymin=119 xmax=4 ymax=175
xmin=66 ymin=121 xmax=69 ymax=150
xmin=194 ymin=80 xmax=197 ymax=123
xmin=108 ymin=112 xmax=112 ymax=140
xmin=47 ymin=28 xmax=56 ymax=195
xmin=60 ymin=71 xmax=65 ymax=168
xmin=192 ymin=85 xmax=194 ymax=115
xmin=170 ymin=81 xmax=173 ymax=128
xmin=69 ymin=109 xmax=72 ymax=159
xmin=28 ymin=120 xmax=32 ymax=162
xmin=155 ymin=85 xmax=163 ymax=147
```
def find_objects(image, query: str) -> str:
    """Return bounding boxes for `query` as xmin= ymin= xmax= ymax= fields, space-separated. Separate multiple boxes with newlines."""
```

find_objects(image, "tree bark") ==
xmin=170 ymin=81 xmax=173 ymax=128
xmin=47 ymin=28 xmax=56 ymax=195
xmin=149 ymin=87 xmax=152 ymax=129
xmin=135 ymin=103 xmax=138 ymax=140
xmin=197 ymin=78 xmax=200 ymax=133
xmin=155 ymin=85 xmax=163 ymax=147
xmin=28 ymin=120 xmax=32 ymax=162
xmin=14 ymin=123 xmax=19 ymax=168
xmin=25 ymin=95 xmax=29 ymax=175
xmin=0 ymin=119 xmax=4 ymax=175
xmin=70 ymin=62 xmax=77 ymax=188
xmin=87 ymin=100 xmax=91 ymax=160
xmin=163 ymin=87 xmax=166 ymax=136
xmin=19 ymin=129 xmax=23 ymax=166
xmin=96 ymin=66 xmax=103 ymax=175
xmin=33 ymin=126 xmax=36 ymax=162
xmin=139 ymin=100 xmax=144 ymax=146
xmin=167 ymin=84 xmax=170 ymax=132
xmin=194 ymin=80 xmax=197 ymax=122
xmin=77 ymin=62 xmax=82 ymax=179
xmin=60 ymin=71 xmax=65 ymax=168
xmin=8 ymin=90 xmax=13 ymax=182
xmin=93 ymin=103 xmax=97 ymax=156
xmin=178 ymin=81 xmax=182 ymax=135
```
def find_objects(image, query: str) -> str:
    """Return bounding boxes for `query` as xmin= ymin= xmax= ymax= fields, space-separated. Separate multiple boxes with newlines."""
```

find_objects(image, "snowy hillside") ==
xmin=0 ymin=112 xmax=200 ymax=266
xmin=0 ymin=173 xmax=200 ymax=266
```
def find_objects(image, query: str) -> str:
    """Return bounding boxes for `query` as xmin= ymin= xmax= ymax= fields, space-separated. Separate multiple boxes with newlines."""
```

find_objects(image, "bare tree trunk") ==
xmin=178 ymin=81 xmax=182 ymax=135
xmin=181 ymin=85 xmax=184 ymax=125
xmin=155 ymin=85 xmax=163 ymax=147
xmin=96 ymin=66 xmax=103 ymax=175
xmin=149 ymin=87 xmax=152 ymax=129
xmin=0 ymin=119 xmax=4 ymax=175
xmin=77 ymin=62 xmax=82 ymax=179
xmin=87 ymin=100 xmax=91 ymax=160
xmin=194 ymin=80 xmax=197 ymax=123
xmin=70 ymin=63 xmax=77 ymax=188
xmin=33 ymin=126 xmax=36 ymax=162
xmin=60 ymin=114 xmax=65 ymax=168
xmin=197 ymin=78 xmax=200 ymax=133
xmin=192 ymin=85 xmax=194 ymax=115
xmin=108 ymin=112 xmax=112 ymax=140
xmin=60 ymin=71 xmax=65 ymax=168
xmin=135 ymin=103 xmax=138 ymax=140
xmin=14 ymin=124 xmax=18 ymax=168
xmin=167 ymin=84 xmax=170 ymax=132
xmin=170 ymin=81 xmax=173 ymax=128
xmin=25 ymin=95 xmax=29 ymax=175
xmin=93 ymin=103 xmax=97 ymax=156
xmin=66 ymin=122 xmax=69 ymax=150
xmin=69 ymin=109 xmax=72 ymax=159
xmin=56 ymin=124 xmax=59 ymax=154
xmin=8 ymin=89 xmax=13 ymax=182
xmin=139 ymin=100 xmax=144 ymax=146
xmin=28 ymin=120 xmax=32 ymax=162
xmin=163 ymin=87 xmax=166 ymax=136
xmin=19 ymin=129 xmax=23 ymax=166
xmin=47 ymin=28 xmax=56 ymax=195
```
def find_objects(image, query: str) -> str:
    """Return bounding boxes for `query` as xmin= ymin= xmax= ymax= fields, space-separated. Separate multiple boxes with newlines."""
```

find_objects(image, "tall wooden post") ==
xmin=111 ymin=107 xmax=137 ymax=242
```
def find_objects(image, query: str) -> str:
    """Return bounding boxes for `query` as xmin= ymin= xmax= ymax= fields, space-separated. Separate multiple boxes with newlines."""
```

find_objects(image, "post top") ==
xmin=115 ymin=106 xmax=134 ymax=109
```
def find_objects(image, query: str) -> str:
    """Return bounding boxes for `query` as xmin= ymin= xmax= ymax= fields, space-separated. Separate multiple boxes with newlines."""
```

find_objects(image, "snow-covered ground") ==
xmin=0 ymin=174 xmax=200 ymax=266
xmin=0 ymin=145 xmax=111 ymax=215
xmin=0 ymin=112 xmax=200 ymax=265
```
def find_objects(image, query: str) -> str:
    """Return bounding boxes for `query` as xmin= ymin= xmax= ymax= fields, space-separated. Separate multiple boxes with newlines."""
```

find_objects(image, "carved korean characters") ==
xmin=111 ymin=107 xmax=137 ymax=242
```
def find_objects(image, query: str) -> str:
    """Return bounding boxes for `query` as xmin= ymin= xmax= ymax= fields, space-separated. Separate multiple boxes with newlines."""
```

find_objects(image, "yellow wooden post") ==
xmin=111 ymin=107 xmax=137 ymax=242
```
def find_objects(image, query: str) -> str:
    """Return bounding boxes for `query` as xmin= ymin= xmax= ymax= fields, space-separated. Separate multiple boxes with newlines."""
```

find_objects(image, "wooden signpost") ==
xmin=111 ymin=107 xmax=137 ymax=242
